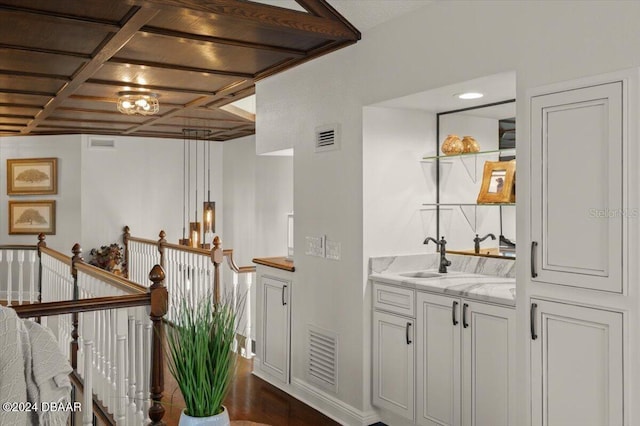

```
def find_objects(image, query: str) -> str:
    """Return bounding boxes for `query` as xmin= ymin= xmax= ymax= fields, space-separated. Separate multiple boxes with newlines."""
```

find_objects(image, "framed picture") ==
xmin=7 ymin=157 xmax=57 ymax=195
xmin=477 ymin=160 xmax=516 ymax=204
xmin=9 ymin=200 xmax=56 ymax=235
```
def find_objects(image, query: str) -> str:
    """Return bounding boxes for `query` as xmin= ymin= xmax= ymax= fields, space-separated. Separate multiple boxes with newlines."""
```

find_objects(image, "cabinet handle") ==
xmin=531 ymin=303 xmax=538 ymax=340
xmin=462 ymin=303 xmax=469 ymax=328
xmin=452 ymin=301 xmax=459 ymax=326
xmin=282 ymin=285 xmax=287 ymax=306
xmin=531 ymin=241 xmax=538 ymax=278
xmin=406 ymin=322 xmax=412 ymax=345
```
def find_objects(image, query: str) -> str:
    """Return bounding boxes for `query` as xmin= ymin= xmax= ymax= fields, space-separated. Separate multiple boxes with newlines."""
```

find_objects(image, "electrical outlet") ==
xmin=326 ymin=240 xmax=341 ymax=261
xmin=305 ymin=236 xmax=325 ymax=257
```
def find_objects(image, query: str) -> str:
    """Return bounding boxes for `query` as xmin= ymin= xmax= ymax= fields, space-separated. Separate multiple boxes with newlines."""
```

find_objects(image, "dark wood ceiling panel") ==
xmin=93 ymin=62 xmax=239 ymax=94
xmin=145 ymin=10 xmax=327 ymax=51
xmin=0 ymin=11 xmax=111 ymax=54
xmin=0 ymin=75 xmax=65 ymax=94
xmin=0 ymin=49 xmax=86 ymax=76
xmin=0 ymin=0 xmax=133 ymax=22
xmin=0 ymin=0 xmax=358 ymax=140
xmin=115 ymin=32 xmax=294 ymax=75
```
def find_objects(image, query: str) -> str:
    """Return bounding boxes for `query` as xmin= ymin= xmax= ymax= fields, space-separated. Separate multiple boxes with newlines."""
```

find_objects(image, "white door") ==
xmin=461 ymin=301 xmax=515 ymax=426
xmin=530 ymin=81 xmax=623 ymax=292
xmin=260 ymin=276 xmax=290 ymax=383
xmin=530 ymin=299 xmax=623 ymax=426
xmin=416 ymin=292 xmax=461 ymax=426
xmin=372 ymin=310 xmax=414 ymax=421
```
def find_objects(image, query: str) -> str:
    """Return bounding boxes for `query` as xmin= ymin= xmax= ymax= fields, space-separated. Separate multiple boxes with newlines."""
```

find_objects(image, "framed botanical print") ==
xmin=477 ymin=160 xmax=516 ymax=204
xmin=7 ymin=157 xmax=58 ymax=195
xmin=9 ymin=200 xmax=56 ymax=235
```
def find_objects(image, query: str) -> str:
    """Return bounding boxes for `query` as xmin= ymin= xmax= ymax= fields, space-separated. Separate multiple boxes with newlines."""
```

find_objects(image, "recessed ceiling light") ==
xmin=456 ymin=92 xmax=484 ymax=100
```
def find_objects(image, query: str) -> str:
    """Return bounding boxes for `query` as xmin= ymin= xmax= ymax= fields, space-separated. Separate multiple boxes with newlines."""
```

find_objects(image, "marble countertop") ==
xmin=369 ymin=253 xmax=516 ymax=307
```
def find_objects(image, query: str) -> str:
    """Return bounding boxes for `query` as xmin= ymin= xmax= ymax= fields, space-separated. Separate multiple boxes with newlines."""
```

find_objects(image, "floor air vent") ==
xmin=308 ymin=326 xmax=338 ymax=393
xmin=315 ymin=124 xmax=340 ymax=152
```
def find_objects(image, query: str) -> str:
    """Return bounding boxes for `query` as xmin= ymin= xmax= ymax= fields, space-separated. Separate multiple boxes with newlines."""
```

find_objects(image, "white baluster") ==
xmin=115 ymin=309 xmax=127 ymax=424
xmin=127 ymin=311 xmax=137 ymax=425
xmin=135 ymin=307 xmax=145 ymax=424
xmin=29 ymin=251 xmax=35 ymax=304
xmin=17 ymin=251 xmax=24 ymax=305
xmin=143 ymin=315 xmax=152 ymax=422
xmin=82 ymin=311 xmax=95 ymax=426
xmin=6 ymin=250 xmax=13 ymax=305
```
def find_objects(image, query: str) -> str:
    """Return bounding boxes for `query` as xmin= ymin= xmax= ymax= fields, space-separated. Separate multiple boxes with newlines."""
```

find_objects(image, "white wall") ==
xmin=80 ymin=135 xmax=223 ymax=255
xmin=256 ymin=0 xmax=640 ymax=422
xmin=0 ymin=135 xmax=82 ymax=253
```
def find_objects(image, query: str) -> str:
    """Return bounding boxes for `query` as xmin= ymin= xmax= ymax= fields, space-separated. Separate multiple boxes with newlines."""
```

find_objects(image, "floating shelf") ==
xmin=421 ymin=203 xmax=515 ymax=232
xmin=421 ymin=148 xmax=516 ymax=183
xmin=421 ymin=148 xmax=516 ymax=161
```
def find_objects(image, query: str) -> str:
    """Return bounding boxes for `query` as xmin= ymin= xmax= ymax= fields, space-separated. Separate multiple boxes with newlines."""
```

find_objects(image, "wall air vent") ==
xmin=307 ymin=326 xmax=338 ymax=393
xmin=315 ymin=124 xmax=340 ymax=153
xmin=88 ymin=137 xmax=116 ymax=149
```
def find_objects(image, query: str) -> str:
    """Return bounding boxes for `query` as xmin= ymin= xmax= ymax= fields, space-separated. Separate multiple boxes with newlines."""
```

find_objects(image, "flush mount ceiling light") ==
xmin=117 ymin=91 xmax=160 ymax=115
xmin=456 ymin=92 xmax=484 ymax=100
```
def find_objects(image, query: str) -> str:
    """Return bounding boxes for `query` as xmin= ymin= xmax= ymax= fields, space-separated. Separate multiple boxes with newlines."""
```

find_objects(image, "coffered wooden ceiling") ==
xmin=0 ymin=0 xmax=360 ymax=141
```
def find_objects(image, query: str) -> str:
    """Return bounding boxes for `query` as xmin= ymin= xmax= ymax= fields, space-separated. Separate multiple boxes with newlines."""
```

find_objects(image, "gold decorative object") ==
xmin=441 ymin=134 xmax=464 ymax=155
xmin=477 ymin=160 xmax=516 ymax=204
xmin=461 ymin=136 xmax=480 ymax=153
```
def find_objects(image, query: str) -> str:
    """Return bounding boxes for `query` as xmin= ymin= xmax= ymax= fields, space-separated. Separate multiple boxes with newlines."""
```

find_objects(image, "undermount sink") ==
xmin=399 ymin=271 xmax=442 ymax=279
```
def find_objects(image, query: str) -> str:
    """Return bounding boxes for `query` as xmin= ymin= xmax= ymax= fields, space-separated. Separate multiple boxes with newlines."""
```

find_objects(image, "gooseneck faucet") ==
xmin=474 ymin=233 xmax=496 ymax=254
xmin=423 ymin=236 xmax=451 ymax=273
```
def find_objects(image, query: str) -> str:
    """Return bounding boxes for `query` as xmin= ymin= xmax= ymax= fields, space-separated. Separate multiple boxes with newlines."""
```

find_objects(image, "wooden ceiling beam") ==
xmin=296 ymin=0 xmax=360 ymax=39
xmin=86 ymin=78 xmax=217 ymax=96
xmin=0 ymin=43 xmax=91 ymax=59
xmin=127 ymin=0 xmax=358 ymax=40
xmin=22 ymin=6 xmax=160 ymax=134
xmin=0 ymin=4 xmax=121 ymax=31
xmin=0 ymin=69 xmax=70 ymax=81
xmin=0 ymin=88 xmax=55 ymax=97
xmin=140 ymin=26 xmax=306 ymax=57
xmin=107 ymin=57 xmax=254 ymax=79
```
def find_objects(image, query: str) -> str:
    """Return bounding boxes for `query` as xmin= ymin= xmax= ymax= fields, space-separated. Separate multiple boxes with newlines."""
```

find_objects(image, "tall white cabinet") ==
xmin=525 ymin=70 xmax=636 ymax=425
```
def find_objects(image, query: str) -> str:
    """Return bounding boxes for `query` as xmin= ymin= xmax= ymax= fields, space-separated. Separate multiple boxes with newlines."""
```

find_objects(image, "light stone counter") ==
xmin=369 ymin=253 xmax=516 ymax=306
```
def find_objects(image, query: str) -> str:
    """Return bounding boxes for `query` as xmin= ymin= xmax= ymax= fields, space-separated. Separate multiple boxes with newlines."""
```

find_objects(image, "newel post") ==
xmin=148 ymin=264 xmax=167 ymax=426
xmin=123 ymin=226 xmax=130 ymax=279
xmin=70 ymin=243 xmax=83 ymax=371
xmin=158 ymin=230 xmax=167 ymax=269
xmin=36 ymin=233 xmax=46 ymax=303
xmin=211 ymin=236 xmax=223 ymax=304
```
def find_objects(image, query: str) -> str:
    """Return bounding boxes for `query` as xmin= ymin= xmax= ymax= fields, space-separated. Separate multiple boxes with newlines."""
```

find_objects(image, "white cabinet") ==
xmin=372 ymin=310 xmax=414 ymax=421
xmin=530 ymin=81 xmax=623 ymax=293
xmin=530 ymin=299 xmax=623 ymax=426
xmin=372 ymin=282 xmax=515 ymax=426
xmin=259 ymin=274 xmax=290 ymax=384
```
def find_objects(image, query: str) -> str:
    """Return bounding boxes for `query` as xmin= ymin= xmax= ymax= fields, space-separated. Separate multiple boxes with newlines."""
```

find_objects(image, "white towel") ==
xmin=0 ymin=306 xmax=30 ymax=425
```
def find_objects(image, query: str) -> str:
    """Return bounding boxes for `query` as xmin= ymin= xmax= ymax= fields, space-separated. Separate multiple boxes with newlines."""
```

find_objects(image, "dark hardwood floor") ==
xmin=162 ymin=357 xmax=341 ymax=426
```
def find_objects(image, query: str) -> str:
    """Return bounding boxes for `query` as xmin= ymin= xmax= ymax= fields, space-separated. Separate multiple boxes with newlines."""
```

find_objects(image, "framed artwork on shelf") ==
xmin=9 ymin=200 xmax=56 ymax=235
xmin=7 ymin=157 xmax=58 ymax=195
xmin=477 ymin=160 xmax=516 ymax=204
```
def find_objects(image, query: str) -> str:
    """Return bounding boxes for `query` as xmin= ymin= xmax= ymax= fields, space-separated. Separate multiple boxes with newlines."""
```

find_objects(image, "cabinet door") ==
xmin=416 ymin=292 xmax=461 ymax=426
xmin=531 ymin=299 xmax=623 ymax=426
xmin=530 ymin=81 xmax=623 ymax=292
xmin=260 ymin=276 xmax=290 ymax=384
xmin=462 ymin=301 xmax=515 ymax=426
xmin=372 ymin=310 xmax=414 ymax=421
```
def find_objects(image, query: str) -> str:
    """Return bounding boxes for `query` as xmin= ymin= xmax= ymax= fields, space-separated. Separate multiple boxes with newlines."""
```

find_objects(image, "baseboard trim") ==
xmin=252 ymin=359 xmax=380 ymax=425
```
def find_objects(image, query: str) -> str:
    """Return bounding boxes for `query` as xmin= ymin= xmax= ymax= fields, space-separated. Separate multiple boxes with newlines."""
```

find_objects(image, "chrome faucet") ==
xmin=474 ymin=233 xmax=496 ymax=254
xmin=423 ymin=236 xmax=451 ymax=273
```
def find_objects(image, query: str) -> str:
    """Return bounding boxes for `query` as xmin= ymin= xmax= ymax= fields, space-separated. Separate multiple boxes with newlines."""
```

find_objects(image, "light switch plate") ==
xmin=305 ymin=236 xmax=325 ymax=257
xmin=326 ymin=240 xmax=341 ymax=261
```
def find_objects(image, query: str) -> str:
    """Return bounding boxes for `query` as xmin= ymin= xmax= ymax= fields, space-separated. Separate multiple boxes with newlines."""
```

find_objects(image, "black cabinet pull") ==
xmin=452 ymin=301 xmax=459 ymax=326
xmin=531 ymin=303 xmax=538 ymax=340
xmin=462 ymin=303 xmax=469 ymax=328
xmin=282 ymin=285 xmax=287 ymax=306
xmin=406 ymin=322 xmax=412 ymax=345
xmin=531 ymin=241 xmax=538 ymax=278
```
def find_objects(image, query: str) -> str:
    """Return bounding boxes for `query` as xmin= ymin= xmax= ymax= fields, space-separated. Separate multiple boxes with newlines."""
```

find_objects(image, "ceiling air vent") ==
xmin=315 ymin=124 xmax=340 ymax=153
xmin=307 ymin=326 xmax=338 ymax=393
xmin=88 ymin=137 xmax=116 ymax=149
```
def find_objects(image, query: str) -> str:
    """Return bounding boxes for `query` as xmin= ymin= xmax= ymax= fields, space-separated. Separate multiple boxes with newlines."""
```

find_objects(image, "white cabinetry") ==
xmin=530 ymin=299 xmax=622 ymax=426
xmin=255 ymin=266 xmax=291 ymax=385
xmin=372 ymin=282 xmax=515 ymax=426
xmin=526 ymin=71 xmax=633 ymax=425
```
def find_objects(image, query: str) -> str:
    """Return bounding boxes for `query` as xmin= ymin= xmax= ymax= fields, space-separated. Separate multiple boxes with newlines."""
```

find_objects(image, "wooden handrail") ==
xmin=40 ymin=246 xmax=72 ymax=266
xmin=0 ymin=245 xmax=37 ymax=250
xmin=126 ymin=235 xmax=161 ymax=246
xmin=161 ymin=240 xmax=211 ymax=256
xmin=223 ymin=248 xmax=256 ymax=274
xmin=13 ymin=293 xmax=150 ymax=318
xmin=75 ymin=262 xmax=147 ymax=295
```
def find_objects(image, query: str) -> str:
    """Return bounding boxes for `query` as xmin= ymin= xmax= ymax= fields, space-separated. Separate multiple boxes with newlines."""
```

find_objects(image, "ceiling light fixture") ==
xmin=456 ymin=92 xmax=484 ymax=100
xmin=117 ymin=91 xmax=159 ymax=115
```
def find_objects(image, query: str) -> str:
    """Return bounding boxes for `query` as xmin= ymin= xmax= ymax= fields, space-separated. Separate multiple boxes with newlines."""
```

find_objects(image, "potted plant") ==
xmin=166 ymin=293 xmax=242 ymax=426
xmin=88 ymin=243 xmax=126 ymax=275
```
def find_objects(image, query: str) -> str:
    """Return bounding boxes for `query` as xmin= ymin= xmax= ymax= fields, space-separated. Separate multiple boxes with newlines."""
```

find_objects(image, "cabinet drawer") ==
xmin=373 ymin=282 xmax=415 ymax=317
